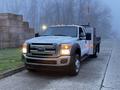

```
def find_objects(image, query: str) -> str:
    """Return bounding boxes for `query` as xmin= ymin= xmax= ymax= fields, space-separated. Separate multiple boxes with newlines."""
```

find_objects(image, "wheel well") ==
xmin=75 ymin=48 xmax=81 ymax=56
xmin=70 ymin=44 xmax=81 ymax=56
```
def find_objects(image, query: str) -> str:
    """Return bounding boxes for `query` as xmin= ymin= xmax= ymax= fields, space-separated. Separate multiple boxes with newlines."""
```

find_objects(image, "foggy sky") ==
xmin=101 ymin=0 xmax=120 ymax=35
xmin=0 ymin=0 xmax=119 ymax=36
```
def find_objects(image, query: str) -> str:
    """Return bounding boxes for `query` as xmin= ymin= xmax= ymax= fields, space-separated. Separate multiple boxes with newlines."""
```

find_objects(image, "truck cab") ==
xmin=22 ymin=25 xmax=100 ymax=76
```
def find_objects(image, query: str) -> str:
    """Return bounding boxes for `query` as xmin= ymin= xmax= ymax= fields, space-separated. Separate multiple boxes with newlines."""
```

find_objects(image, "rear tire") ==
xmin=69 ymin=53 xmax=81 ymax=76
xmin=92 ymin=53 xmax=97 ymax=58
xmin=91 ymin=45 xmax=98 ymax=58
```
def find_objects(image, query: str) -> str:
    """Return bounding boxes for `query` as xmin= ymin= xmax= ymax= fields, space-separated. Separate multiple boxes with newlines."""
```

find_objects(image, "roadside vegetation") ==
xmin=0 ymin=48 xmax=23 ymax=74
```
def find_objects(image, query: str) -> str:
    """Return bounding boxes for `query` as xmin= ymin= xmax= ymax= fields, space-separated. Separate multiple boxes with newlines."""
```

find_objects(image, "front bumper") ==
xmin=22 ymin=54 xmax=71 ymax=67
xmin=25 ymin=64 xmax=70 ymax=71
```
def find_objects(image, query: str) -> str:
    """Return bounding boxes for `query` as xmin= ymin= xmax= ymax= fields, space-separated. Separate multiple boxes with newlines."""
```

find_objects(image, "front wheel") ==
xmin=69 ymin=53 xmax=81 ymax=76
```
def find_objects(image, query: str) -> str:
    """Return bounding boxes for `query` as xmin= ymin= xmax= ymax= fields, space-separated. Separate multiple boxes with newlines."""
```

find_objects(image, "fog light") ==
xmin=60 ymin=59 xmax=68 ymax=64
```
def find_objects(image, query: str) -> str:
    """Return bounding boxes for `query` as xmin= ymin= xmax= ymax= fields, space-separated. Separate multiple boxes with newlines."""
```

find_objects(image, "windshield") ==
xmin=41 ymin=26 xmax=78 ymax=37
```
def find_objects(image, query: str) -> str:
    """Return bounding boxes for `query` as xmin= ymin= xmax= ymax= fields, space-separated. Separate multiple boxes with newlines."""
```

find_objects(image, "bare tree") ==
xmin=27 ymin=0 xmax=38 ymax=31
xmin=0 ymin=0 xmax=111 ymax=37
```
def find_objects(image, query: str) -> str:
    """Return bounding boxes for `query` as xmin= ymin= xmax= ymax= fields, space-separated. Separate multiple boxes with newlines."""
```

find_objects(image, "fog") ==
xmin=0 ymin=0 xmax=118 ymax=38
xmin=101 ymin=0 xmax=120 ymax=37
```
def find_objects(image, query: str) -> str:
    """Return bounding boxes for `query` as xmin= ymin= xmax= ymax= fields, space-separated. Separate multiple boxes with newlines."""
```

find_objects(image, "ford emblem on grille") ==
xmin=37 ymin=47 xmax=45 ymax=51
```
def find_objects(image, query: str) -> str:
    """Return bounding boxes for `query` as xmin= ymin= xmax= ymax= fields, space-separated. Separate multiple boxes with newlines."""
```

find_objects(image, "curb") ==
xmin=0 ymin=66 xmax=25 ymax=80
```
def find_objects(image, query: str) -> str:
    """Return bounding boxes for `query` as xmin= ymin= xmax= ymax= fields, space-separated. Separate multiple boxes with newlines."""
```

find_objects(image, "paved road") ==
xmin=0 ymin=40 xmax=119 ymax=90
xmin=102 ymin=40 xmax=120 ymax=90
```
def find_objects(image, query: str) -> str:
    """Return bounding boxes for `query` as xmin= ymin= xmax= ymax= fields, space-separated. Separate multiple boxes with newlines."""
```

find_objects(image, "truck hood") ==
xmin=26 ymin=36 xmax=77 ymax=44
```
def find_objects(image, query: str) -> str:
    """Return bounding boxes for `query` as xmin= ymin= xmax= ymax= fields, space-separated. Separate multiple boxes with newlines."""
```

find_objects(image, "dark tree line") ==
xmin=39 ymin=0 xmax=111 ymax=37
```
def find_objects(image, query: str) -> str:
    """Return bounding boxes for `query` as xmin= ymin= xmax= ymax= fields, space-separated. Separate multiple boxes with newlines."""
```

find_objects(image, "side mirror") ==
xmin=35 ymin=33 xmax=39 ymax=37
xmin=86 ymin=33 xmax=91 ymax=40
xmin=79 ymin=33 xmax=86 ymax=40
xmin=80 ymin=33 xmax=85 ymax=37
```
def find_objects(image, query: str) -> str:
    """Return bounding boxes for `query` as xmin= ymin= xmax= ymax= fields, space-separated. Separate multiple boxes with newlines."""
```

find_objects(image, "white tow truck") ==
xmin=22 ymin=25 xmax=101 ymax=76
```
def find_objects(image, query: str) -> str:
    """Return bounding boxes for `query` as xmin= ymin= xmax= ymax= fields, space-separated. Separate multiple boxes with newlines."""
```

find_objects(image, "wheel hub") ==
xmin=75 ymin=56 xmax=80 ymax=72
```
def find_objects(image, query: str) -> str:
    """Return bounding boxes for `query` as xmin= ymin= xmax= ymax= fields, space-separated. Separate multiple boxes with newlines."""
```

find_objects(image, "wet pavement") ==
xmin=0 ymin=39 xmax=119 ymax=90
xmin=102 ymin=40 xmax=120 ymax=90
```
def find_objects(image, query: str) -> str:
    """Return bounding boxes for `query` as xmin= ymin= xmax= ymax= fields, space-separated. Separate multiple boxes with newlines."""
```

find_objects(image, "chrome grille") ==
xmin=28 ymin=43 xmax=57 ymax=57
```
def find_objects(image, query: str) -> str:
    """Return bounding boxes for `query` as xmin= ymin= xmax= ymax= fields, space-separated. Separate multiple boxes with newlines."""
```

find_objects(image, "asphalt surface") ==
xmin=0 ymin=39 xmax=119 ymax=90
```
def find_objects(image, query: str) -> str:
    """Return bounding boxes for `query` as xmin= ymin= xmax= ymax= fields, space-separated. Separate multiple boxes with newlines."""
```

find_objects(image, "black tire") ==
xmin=98 ymin=44 xmax=100 ymax=53
xmin=69 ymin=53 xmax=81 ymax=76
xmin=91 ymin=45 xmax=98 ymax=58
xmin=92 ymin=52 xmax=97 ymax=58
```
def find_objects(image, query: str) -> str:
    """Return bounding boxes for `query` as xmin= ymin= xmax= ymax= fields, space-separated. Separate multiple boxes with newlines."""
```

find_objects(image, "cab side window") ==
xmin=79 ymin=27 xmax=85 ymax=37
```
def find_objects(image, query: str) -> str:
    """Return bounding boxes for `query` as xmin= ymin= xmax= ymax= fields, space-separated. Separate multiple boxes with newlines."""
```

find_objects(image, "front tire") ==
xmin=69 ymin=53 xmax=81 ymax=76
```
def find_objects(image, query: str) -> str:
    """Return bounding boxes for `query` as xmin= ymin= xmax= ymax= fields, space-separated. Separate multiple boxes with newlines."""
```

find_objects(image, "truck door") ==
xmin=78 ymin=27 xmax=89 ymax=56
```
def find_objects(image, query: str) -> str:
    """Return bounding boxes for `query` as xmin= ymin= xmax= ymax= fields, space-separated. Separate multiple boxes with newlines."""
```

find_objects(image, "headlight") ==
xmin=60 ymin=44 xmax=72 ymax=55
xmin=22 ymin=43 xmax=28 ymax=54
